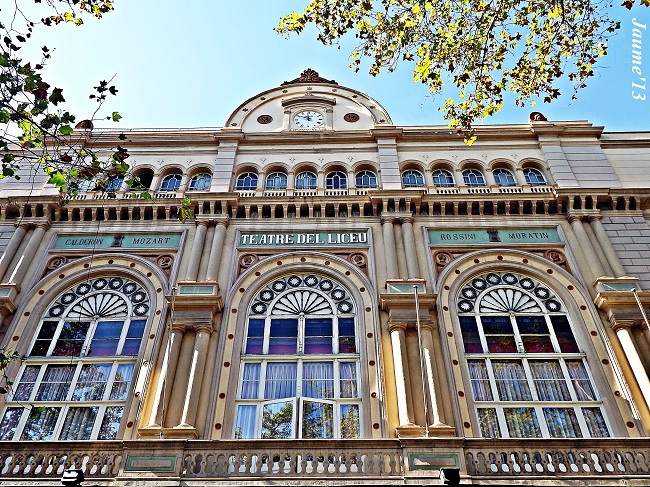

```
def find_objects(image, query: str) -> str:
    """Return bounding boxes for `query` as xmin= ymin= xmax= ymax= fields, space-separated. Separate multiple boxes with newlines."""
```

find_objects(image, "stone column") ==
xmin=205 ymin=221 xmax=228 ymax=282
xmin=176 ymin=325 xmax=212 ymax=429
xmin=614 ymin=321 xmax=650 ymax=412
xmin=583 ymin=222 xmax=614 ymax=277
xmin=401 ymin=217 xmax=420 ymax=279
xmin=185 ymin=221 xmax=208 ymax=281
xmin=6 ymin=222 xmax=48 ymax=286
xmin=0 ymin=223 xmax=28 ymax=283
xmin=420 ymin=324 xmax=449 ymax=427
xmin=146 ymin=325 xmax=185 ymax=428
xmin=165 ymin=329 xmax=196 ymax=427
xmin=589 ymin=215 xmax=627 ymax=277
xmin=389 ymin=323 xmax=415 ymax=428
xmin=568 ymin=215 xmax=605 ymax=280
xmin=381 ymin=216 xmax=399 ymax=279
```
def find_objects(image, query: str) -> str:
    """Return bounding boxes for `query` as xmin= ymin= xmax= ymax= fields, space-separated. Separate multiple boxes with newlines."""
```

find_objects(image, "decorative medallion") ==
xmin=281 ymin=69 xmax=338 ymax=86
xmin=156 ymin=255 xmax=173 ymax=270
xmin=545 ymin=250 xmax=566 ymax=265
xmin=344 ymin=113 xmax=360 ymax=123
xmin=47 ymin=256 xmax=68 ymax=270
xmin=349 ymin=253 xmax=367 ymax=267
xmin=240 ymin=254 xmax=259 ymax=268
xmin=257 ymin=115 xmax=273 ymax=124
xmin=434 ymin=251 xmax=453 ymax=267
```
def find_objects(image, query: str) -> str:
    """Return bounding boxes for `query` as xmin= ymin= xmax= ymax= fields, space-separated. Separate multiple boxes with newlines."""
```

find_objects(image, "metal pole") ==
xmin=414 ymin=285 xmax=430 ymax=436
xmin=632 ymin=288 xmax=650 ymax=330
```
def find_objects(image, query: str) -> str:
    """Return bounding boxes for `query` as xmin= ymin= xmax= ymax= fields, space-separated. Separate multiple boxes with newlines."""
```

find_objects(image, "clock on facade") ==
xmin=293 ymin=110 xmax=324 ymax=128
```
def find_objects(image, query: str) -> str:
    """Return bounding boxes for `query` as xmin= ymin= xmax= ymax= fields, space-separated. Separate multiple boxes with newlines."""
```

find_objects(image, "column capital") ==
xmin=171 ymin=324 xmax=187 ymax=334
xmin=381 ymin=215 xmax=398 ymax=225
xmin=611 ymin=319 xmax=637 ymax=332
xmin=587 ymin=213 xmax=603 ymax=223
xmin=567 ymin=213 xmax=585 ymax=224
xmin=191 ymin=323 xmax=214 ymax=334
xmin=388 ymin=322 xmax=407 ymax=333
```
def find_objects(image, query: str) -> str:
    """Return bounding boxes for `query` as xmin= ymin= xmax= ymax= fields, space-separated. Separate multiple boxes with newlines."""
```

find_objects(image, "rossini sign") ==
xmin=239 ymin=230 xmax=369 ymax=247
xmin=428 ymin=228 xmax=561 ymax=245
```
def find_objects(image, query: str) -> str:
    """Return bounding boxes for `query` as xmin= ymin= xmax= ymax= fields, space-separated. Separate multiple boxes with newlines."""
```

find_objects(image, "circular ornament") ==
xmin=458 ymin=300 xmax=474 ymax=312
xmin=534 ymin=287 xmax=551 ymax=299
xmin=49 ymin=304 xmax=65 ymax=317
xmin=92 ymin=278 xmax=108 ymax=290
xmin=545 ymin=299 xmax=562 ymax=312
xmin=461 ymin=288 xmax=477 ymax=299
xmin=337 ymin=301 xmax=354 ymax=313
xmin=134 ymin=304 xmax=150 ymax=316
xmin=486 ymin=273 xmax=501 ymax=285
xmin=331 ymin=289 xmax=346 ymax=301
xmin=156 ymin=255 xmax=173 ymax=269
xmin=131 ymin=291 xmax=147 ymax=303
xmin=319 ymin=279 xmax=334 ymax=291
xmin=272 ymin=280 xmax=287 ymax=292
xmin=503 ymin=273 xmax=518 ymax=284
xmin=349 ymin=253 xmax=367 ymax=267
xmin=47 ymin=256 xmax=68 ymax=270
xmin=61 ymin=292 xmax=77 ymax=305
xmin=109 ymin=278 xmax=124 ymax=290
xmin=123 ymin=282 xmax=137 ymax=295
xmin=251 ymin=302 xmax=267 ymax=314
xmin=472 ymin=278 xmax=487 ymax=290
xmin=287 ymin=276 xmax=302 ymax=287
xmin=519 ymin=278 xmax=535 ymax=290
xmin=76 ymin=283 xmax=92 ymax=295
xmin=304 ymin=275 xmax=319 ymax=287
xmin=240 ymin=254 xmax=258 ymax=268
xmin=259 ymin=290 xmax=275 ymax=302
xmin=257 ymin=115 xmax=273 ymax=124
xmin=343 ymin=113 xmax=360 ymax=123
xmin=434 ymin=252 xmax=453 ymax=266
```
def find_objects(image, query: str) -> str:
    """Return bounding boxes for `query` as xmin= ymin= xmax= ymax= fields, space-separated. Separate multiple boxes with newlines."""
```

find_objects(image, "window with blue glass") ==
xmin=188 ymin=173 xmax=211 ymax=191
xmin=295 ymin=171 xmax=317 ymax=190
xmin=493 ymin=168 xmax=517 ymax=187
xmin=401 ymin=170 xmax=425 ymax=188
xmin=523 ymin=167 xmax=547 ymax=186
xmin=0 ymin=276 xmax=150 ymax=441
xmin=457 ymin=271 xmax=610 ymax=439
xmin=355 ymin=170 xmax=378 ymax=189
xmin=235 ymin=172 xmax=258 ymax=191
xmin=432 ymin=169 xmax=455 ymax=187
xmin=160 ymin=173 xmax=182 ymax=191
xmin=265 ymin=172 xmax=288 ymax=190
xmin=105 ymin=177 xmax=124 ymax=193
xmin=462 ymin=169 xmax=487 ymax=187
xmin=235 ymin=274 xmax=361 ymax=439
xmin=326 ymin=171 xmax=347 ymax=190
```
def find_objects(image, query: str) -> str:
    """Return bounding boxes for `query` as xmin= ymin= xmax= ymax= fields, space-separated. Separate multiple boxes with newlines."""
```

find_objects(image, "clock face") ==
xmin=293 ymin=110 xmax=324 ymax=128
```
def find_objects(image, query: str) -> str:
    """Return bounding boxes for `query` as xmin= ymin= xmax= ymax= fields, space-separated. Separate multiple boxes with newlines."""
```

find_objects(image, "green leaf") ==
xmin=49 ymin=87 xmax=65 ymax=105
xmin=112 ymin=111 xmax=122 ymax=122
xmin=59 ymin=125 xmax=73 ymax=136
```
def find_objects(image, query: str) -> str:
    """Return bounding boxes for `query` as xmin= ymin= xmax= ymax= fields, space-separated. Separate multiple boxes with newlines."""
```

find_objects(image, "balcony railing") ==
xmin=1 ymin=438 xmax=649 ymax=484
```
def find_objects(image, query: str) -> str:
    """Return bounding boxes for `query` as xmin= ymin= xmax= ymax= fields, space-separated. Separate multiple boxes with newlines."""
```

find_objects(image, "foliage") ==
xmin=278 ymin=0 xmax=647 ymax=143
xmin=261 ymin=402 xmax=294 ymax=439
xmin=0 ymin=348 xmax=19 ymax=395
xmin=0 ymin=1 xmax=152 ymax=199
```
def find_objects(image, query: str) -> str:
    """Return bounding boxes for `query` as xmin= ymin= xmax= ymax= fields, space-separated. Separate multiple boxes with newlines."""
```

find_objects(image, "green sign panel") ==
xmin=428 ymin=227 xmax=560 ymax=245
xmin=239 ymin=231 xmax=369 ymax=247
xmin=53 ymin=233 xmax=182 ymax=250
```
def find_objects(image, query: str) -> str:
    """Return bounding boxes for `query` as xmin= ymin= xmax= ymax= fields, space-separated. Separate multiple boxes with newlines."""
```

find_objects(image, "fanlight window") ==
xmin=235 ymin=172 xmax=258 ymax=191
xmin=326 ymin=171 xmax=347 ymax=190
xmin=160 ymin=173 xmax=182 ymax=191
xmin=493 ymin=168 xmax=517 ymax=187
xmin=462 ymin=169 xmax=486 ymax=187
xmin=432 ymin=169 xmax=455 ymax=187
xmin=457 ymin=271 xmax=610 ymax=439
xmin=355 ymin=170 xmax=378 ymax=189
xmin=265 ymin=172 xmax=288 ymax=190
xmin=0 ymin=276 xmax=150 ymax=441
xmin=402 ymin=170 xmax=425 ymax=188
xmin=523 ymin=167 xmax=547 ymax=186
xmin=188 ymin=173 xmax=211 ymax=191
xmin=235 ymin=274 xmax=361 ymax=440
xmin=295 ymin=171 xmax=317 ymax=190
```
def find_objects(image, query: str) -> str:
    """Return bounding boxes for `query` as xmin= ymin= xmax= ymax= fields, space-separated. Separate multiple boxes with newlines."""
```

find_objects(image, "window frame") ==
xmin=432 ymin=169 xmax=455 ymax=187
xmin=355 ymin=170 xmax=378 ymax=189
xmin=523 ymin=167 xmax=547 ymax=186
xmin=265 ymin=172 xmax=288 ymax=191
xmin=159 ymin=173 xmax=182 ymax=192
xmin=492 ymin=168 xmax=517 ymax=187
xmin=462 ymin=169 xmax=487 ymax=187
xmin=295 ymin=171 xmax=318 ymax=190
xmin=188 ymin=173 xmax=212 ymax=191
xmin=401 ymin=169 xmax=425 ymax=188
xmin=235 ymin=172 xmax=258 ymax=191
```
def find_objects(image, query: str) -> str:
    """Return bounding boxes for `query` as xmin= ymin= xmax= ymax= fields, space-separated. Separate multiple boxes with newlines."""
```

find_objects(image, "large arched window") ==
xmin=0 ymin=276 xmax=150 ymax=441
xmin=295 ymin=171 xmax=317 ymax=190
xmin=457 ymin=271 xmax=609 ymax=439
xmin=523 ymin=167 xmax=547 ymax=186
xmin=235 ymin=274 xmax=361 ymax=439
xmin=265 ymin=172 xmax=288 ymax=190
xmin=235 ymin=172 xmax=258 ymax=191
xmin=401 ymin=170 xmax=425 ymax=188
xmin=326 ymin=171 xmax=347 ymax=190
xmin=188 ymin=173 xmax=211 ymax=191
xmin=355 ymin=170 xmax=378 ymax=189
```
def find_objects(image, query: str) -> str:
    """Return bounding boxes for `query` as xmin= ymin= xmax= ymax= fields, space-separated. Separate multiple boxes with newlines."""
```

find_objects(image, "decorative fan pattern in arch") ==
xmin=250 ymin=274 xmax=354 ymax=316
xmin=457 ymin=272 xmax=563 ymax=314
xmin=47 ymin=277 xmax=150 ymax=319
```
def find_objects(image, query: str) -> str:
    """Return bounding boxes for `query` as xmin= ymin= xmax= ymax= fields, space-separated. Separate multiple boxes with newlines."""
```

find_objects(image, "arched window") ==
xmin=493 ymin=168 xmax=517 ymax=187
xmin=160 ymin=173 xmax=182 ymax=191
xmin=265 ymin=172 xmax=288 ymax=190
xmin=0 ymin=276 xmax=150 ymax=441
xmin=235 ymin=274 xmax=361 ymax=439
xmin=235 ymin=172 xmax=258 ymax=191
xmin=462 ymin=169 xmax=486 ymax=187
xmin=355 ymin=170 xmax=378 ymax=189
xmin=188 ymin=173 xmax=211 ymax=191
xmin=131 ymin=169 xmax=154 ymax=191
xmin=74 ymin=178 xmax=95 ymax=193
xmin=105 ymin=176 xmax=124 ymax=193
xmin=432 ymin=169 xmax=455 ymax=187
xmin=295 ymin=171 xmax=317 ymax=190
xmin=523 ymin=167 xmax=547 ymax=186
xmin=457 ymin=271 xmax=609 ymax=439
xmin=326 ymin=171 xmax=347 ymax=190
xmin=401 ymin=170 xmax=425 ymax=188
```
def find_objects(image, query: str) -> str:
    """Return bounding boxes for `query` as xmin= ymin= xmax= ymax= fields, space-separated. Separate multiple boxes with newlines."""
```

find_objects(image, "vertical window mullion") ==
xmin=50 ymin=405 xmax=68 ymax=441
xmin=296 ymin=358 xmax=303 ymax=397
xmin=259 ymin=362 xmax=268 ymax=400
xmin=46 ymin=320 xmax=66 ymax=357
xmin=573 ymin=405 xmax=591 ymax=437
xmin=66 ymin=363 xmax=84 ymax=401
xmin=484 ymin=358 xmax=500 ymax=401
xmin=262 ymin=317 xmax=271 ymax=355
xmin=116 ymin=318 xmax=130 ymax=355
xmin=536 ymin=405 xmax=552 ymax=437
xmin=103 ymin=362 xmax=119 ymax=401
xmin=333 ymin=359 xmax=341 ymax=399
xmin=91 ymin=404 xmax=106 ymax=439
xmin=298 ymin=315 xmax=305 ymax=355
xmin=333 ymin=316 xmax=339 ymax=354
xmin=494 ymin=407 xmax=509 ymax=438
xmin=546 ymin=315 xmax=562 ymax=352
xmin=521 ymin=359 xmax=539 ymax=401
xmin=476 ymin=316 xmax=489 ymax=353
xmin=510 ymin=315 xmax=524 ymax=353
xmin=558 ymin=359 xmax=579 ymax=402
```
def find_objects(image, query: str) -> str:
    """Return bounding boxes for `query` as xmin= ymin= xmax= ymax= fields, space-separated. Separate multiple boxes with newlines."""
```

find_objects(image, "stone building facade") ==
xmin=1 ymin=70 xmax=650 ymax=484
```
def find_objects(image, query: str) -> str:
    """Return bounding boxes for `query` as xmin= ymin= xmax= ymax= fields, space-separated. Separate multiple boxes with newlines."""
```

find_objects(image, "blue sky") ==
xmin=26 ymin=1 xmax=650 ymax=131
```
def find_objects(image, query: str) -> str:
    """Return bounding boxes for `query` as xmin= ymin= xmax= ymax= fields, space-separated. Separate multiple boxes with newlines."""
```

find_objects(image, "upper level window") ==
xmin=235 ymin=274 xmax=361 ymax=440
xmin=131 ymin=170 xmax=154 ymax=191
xmin=326 ymin=171 xmax=347 ymax=190
xmin=160 ymin=174 xmax=182 ymax=192
xmin=493 ymin=168 xmax=517 ymax=187
xmin=295 ymin=171 xmax=317 ymax=190
xmin=105 ymin=176 xmax=124 ymax=193
xmin=462 ymin=169 xmax=486 ymax=187
xmin=457 ymin=271 xmax=609 ymax=439
xmin=235 ymin=172 xmax=258 ymax=191
xmin=432 ymin=169 xmax=455 ymax=187
xmin=523 ymin=167 xmax=547 ymax=186
xmin=188 ymin=173 xmax=211 ymax=191
xmin=265 ymin=172 xmax=287 ymax=191
xmin=402 ymin=170 xmax=425 ymax=188
xmin=0 ymin=276 xmax=150 ymax=441
xmin=355 ymin=170 xmax=378 ymax=189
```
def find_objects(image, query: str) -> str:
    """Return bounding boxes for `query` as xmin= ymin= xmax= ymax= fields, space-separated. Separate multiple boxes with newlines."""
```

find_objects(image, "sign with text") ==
xmin=53 ymin=233 xmax=182 ymax=250
xmin=239 ymin=230 xmax=369 ymax=247
xmin=428 ymin=228 xmax=561 ymax=245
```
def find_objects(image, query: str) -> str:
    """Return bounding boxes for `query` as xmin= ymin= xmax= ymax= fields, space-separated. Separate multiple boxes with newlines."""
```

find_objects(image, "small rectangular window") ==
xmin=234 ymin=405 xmax=257 ymax=439
xmin=122 ymin=319 xmax=146 ymax=355
xmin=36 ymin=365 xmax=75 ymax=401
xmin=529 ymin=360 xmax=571 ymax=401
xmin=302 ymin=400 xmax=334 ymax=439
xmin=245 ymin=319 xmax=265 ymax=354
xmin=477 ymin=408 xmax=501 ymax=438
xmin=241 ymin=363 xmax=261 ymax=399
xmin=460 ymin=317 xmax=482 ymax=353
xmin=268 ymin=319 xmax=298 ymax=354
xmin=339 ymin=362 xmax=358 ymax=398
xmin=482 ymin=316 xmax=517 ymax=353
xmin=543 ymin=407 xmax=582 ymax=438
xmin=302 ymin=362 xmax=334 ymax=398
xmin=516 ymin=316 xmax=554 ymax=353
xmin=262 ymin=400 xmax=294 ymax=439
xmin=305 ymin=318 xmax=333 ymax=354
xmin=468 ymin=360 xmax=494 ymax=401
xmin=30 ymin=321 xmax=58 ymax=356
xmin=504 ymin=407 xmax=541 ymax=438
xmin=492 ymin=360 xmax=532 ymax=401
xmin=340 ymin=404 xmax=360 ymax=438
xmin=550 ymin=316 xmax=580 ymax=353
xmin=582 ymin=407 xmax=610 ymax=437
xmin=566 ymin=360 xmax=597 ymax=400
xmin=13 ymin=365 xmax=40 ymax=401
xmin=264 ymin=362 xmax=297 ymax=399
xmin=59 ymin=407 xmax=99 ymax=440
xmin=88 ymin=321 xmax=122 ymax=356
xmin=0 ymin=407 xmax=23 ymax=440
xmin=21 ymin=407 xmax=61 ymax=440
xmin=109 ymin=364 xmax=135 ymax=400
xmin=99 ymin=406 xmax=124 ymax=440
xmin=338 ymin=318 xmax=356 ymax=353
xmin=72 ymin=364 xmax=111 ymax=401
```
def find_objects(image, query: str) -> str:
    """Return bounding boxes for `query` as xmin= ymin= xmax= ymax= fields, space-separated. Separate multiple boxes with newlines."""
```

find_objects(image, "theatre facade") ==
xmin=1 ymin=70 xmax=650 ymax=485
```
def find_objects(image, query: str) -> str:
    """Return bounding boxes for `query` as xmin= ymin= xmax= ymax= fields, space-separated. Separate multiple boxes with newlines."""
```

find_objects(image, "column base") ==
xmin=427 ymin=423 xmax=456 ymax=437
xmin=138 ymin=425 xmax=164 ymax=438
xmin=396 ymin=423 xmax=426 ymax=438
xmin=163 ymin=424 xmax=199 ymax=439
